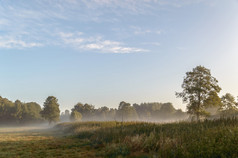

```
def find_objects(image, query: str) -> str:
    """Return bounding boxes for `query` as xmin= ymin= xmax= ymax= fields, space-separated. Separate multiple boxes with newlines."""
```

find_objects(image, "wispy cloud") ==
xmin=0 ymin=36 xmax=43 ymax=49
xmin=0 ymin=19 xmax=8 ymax=26
xmin=131 ymin=26 xmax=162 ymax=35
xmin=0 ymin=0 xmax=211 ymax=51
xmin=142 ymin=42 xmax=161 ymax=46
xmin=59 ymin=32 xmax=148 ymax=53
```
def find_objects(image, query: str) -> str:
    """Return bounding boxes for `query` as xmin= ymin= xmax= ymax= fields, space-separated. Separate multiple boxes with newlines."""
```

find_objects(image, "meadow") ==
xmin=0 ymin=126 xmax=98 ymax=158
xmin=56 ymin=118 xmax=238 ymax=158
xmin=1 ymin=118 xmax=238 ymax=158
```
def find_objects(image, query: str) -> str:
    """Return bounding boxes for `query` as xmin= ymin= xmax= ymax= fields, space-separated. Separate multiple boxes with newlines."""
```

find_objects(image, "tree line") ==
xmin=0 ymin=95 xmax=187 ymax=124
xmin=1 ymin=65 xmax=237 ymax=124
xmin=0 ymin=96 xmax=62 ymax=125
xmin=0 ymin=96 xmax=43 ymax=124
xmin=69 ymin=101 xmax=187 ymax=122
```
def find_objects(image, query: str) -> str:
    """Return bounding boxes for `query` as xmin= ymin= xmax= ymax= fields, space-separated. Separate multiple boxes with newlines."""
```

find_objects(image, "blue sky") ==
xmin=0 ymin=0 xmax=238 ymax=111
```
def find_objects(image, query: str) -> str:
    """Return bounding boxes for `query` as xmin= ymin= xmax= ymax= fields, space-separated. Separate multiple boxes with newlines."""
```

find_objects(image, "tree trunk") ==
xmin=197 ymin=91 xmax=201 ymax=121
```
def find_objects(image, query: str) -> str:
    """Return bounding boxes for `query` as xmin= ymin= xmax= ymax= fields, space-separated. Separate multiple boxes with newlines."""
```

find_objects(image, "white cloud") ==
xmin=58 ymin=32 xmax=74 ymax=38
xmin=142 ymin=42 xmax=161 ymax=46
xmin=0 ymin=36 xmax=43 ymax=49
xmin=84 ymin=43 xmax=104 ymax=49
xmin=79 ymin=0 xmax=209 ymax=14
xmin=59 ymin=32 xmax=148 ymax=53
xmin=131 ymin=26 xmax=162 ymax=35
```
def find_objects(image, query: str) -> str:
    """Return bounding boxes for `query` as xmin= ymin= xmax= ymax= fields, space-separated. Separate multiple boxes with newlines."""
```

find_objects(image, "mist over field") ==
xmin=0 ymin=95 xmax=188 ymax=125
xmin=1 ymin=0 xmax=238 ymax=157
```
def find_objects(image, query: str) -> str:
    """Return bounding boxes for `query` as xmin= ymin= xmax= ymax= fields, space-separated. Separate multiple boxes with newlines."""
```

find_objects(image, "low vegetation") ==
xmin=56 ymin=118 xmax=238 ymax=158
xmin=0 ymin=126 xmax=98 ymax=158
xmin=1 ymin=118 xmax=238 ymax=157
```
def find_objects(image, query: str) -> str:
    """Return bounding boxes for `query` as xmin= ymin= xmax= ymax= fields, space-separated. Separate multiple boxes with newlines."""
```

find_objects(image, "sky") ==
xmin=0 ymin=0 xmax=238 ymax=112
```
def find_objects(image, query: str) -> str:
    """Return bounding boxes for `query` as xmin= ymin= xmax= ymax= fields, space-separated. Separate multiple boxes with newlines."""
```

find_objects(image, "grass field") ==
xmin=56 ymin=119 xmax=238 ymax=158
xmin=1 ymin=118 xmax=238 ymax=158
xmin=0 ymin=126 xmax=98 ymax=158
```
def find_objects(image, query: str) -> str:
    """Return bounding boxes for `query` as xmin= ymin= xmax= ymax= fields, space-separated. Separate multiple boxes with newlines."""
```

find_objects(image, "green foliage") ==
xmin=204 ymin=91 xmax=222 ymax=108
xmin=221 ymin=93 xmax=237 ymax=110
xmin=71 ymin=103 xmax=95 ymax=121
xmin=176 ymin=65 xmax=221 ymax=120
xmin=116 ymin=101 xmax=138 ymax=121
xmin=155 ymin=103 xmax=176 ymax=119
xmin=70 ymin=111 xmax=82 ymax=122
xmin=0 ymin=96 xmax=15 ymax=122
xmin=105 ymin=144 xmax=130 ymax=158
xmin=95 ymin=106 xmax=110 ymax=121
xmin=70 ymin=101 xmax=186 ymax=122
xmin=216 ymin=93 xmax=238 ymax=117
xmin=0 ymin=96 xmax=43 ymax=124
xmin=40 ymin=96 xmax=60 ymax=124
xmin=133 ymin=102 xmax=187 ymax=121
xmin=0 ymin=95 xmax=186 ymax=124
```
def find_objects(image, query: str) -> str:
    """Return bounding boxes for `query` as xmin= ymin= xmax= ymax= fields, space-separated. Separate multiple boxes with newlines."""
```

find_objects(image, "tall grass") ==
xmin=56 ymin=118 xmax=238 ymax=158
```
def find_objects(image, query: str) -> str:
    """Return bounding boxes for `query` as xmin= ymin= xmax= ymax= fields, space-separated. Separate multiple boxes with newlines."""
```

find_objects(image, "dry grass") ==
xmin=57 ymin=119 xmax=238 ymax=158
xmin=0 ymin=126 xmax=99 ymax=158
xmin=2 ymin=119 xmax=238 ymax=158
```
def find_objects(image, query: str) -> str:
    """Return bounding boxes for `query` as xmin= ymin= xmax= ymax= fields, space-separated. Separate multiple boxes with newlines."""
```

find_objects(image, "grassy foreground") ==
xmin=56 ymin=118 xmax=238 ymax=158
xmin=1 ymin=119 xmax=238 ymax=158
xmin=0 ymin=126 xmax=98 ymax=158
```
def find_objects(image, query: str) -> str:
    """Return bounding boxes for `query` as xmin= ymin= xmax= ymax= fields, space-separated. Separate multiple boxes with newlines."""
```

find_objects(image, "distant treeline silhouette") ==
xmin=68 ymin=101 xmax=188 ymax=122
xmin=0 ymin=96 xmax=43 ymax=124
xmin=0 ymin=96 xmax=187 ymax=124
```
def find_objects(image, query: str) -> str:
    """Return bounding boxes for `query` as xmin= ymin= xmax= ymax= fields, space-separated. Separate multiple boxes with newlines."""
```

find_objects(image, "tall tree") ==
xmin=14 ymin=100 xmax=23 ymax=122
xmin=70 ymin=111 xmax=82 ymax=122
xmin=116 ymin=101 xmax=138 ymax=121
xmin=71 ymin=103 xmax=95 ymax=121
xmin=23 ymin=102 xmax=42 ymax=123
xmin=176 ymin=66 xmax=221 ymax=121
xmin=203 ymin=91 xmax=222 ymax=108
xmin=40 ymin=96 xmax=60 ymax=124
xmin=219 ymin=93 xmax=238 ymax=117
xmin=221 ymin=93 xmax=237 ymax=110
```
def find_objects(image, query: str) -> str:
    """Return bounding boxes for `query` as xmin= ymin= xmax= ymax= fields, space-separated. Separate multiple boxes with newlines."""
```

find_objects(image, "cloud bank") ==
xmin=59 ymin=32 xmax=147 ymax=53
